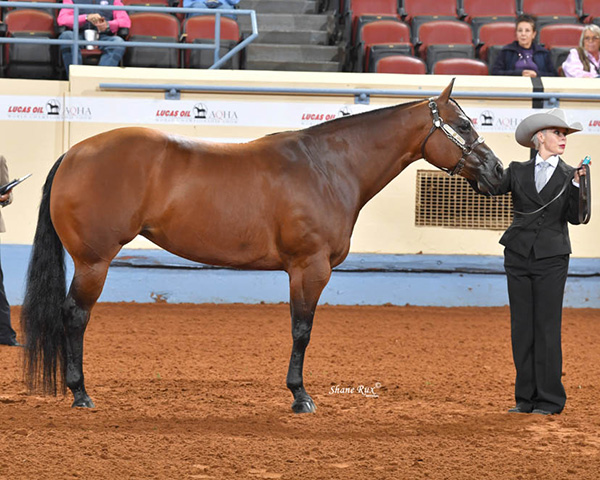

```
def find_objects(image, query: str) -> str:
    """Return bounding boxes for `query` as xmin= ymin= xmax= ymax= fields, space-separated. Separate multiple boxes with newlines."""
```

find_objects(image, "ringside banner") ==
xmin=1 ymin=95 xmax=599 ymax=134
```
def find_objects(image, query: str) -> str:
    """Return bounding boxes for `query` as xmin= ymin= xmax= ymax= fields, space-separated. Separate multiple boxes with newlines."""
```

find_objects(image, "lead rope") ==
xmin=499 ymin=161 xmax=590 ymax=221
xmin=512 ymin=175 xmax=572 ymax=216
xmin=579 ymin=159 xmax=591 ymax=224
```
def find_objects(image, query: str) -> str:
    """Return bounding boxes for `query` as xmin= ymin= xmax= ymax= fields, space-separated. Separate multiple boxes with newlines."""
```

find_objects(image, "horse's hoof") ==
xmin=291 ymin=398 xmax=316 ymax=414
xmin=71 ymin=396 xmax=95 ymax=408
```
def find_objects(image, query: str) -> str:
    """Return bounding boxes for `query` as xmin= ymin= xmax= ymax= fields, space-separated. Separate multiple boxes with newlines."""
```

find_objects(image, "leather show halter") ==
xmin=421 ymin=98 xmax=485 ymax=176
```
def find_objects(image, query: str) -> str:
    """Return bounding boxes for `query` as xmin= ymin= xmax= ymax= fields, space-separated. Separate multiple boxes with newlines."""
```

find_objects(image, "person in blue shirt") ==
xmin=183 ymin=0 xmax=240 ymax=20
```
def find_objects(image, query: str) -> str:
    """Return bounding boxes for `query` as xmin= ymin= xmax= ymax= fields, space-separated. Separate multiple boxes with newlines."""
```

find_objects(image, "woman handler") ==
xmin=494 ymin=109 xmax=588 ymax=415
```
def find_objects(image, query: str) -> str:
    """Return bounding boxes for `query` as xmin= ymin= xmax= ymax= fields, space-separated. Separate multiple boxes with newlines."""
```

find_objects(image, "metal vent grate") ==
xmin=415 ymin=170 xmax=513 ymax=230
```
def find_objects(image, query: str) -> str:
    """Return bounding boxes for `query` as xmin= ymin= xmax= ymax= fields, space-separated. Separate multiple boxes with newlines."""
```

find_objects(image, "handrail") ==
xmin=0 ymin=2 xmax=258 ymax=70
xmin=97 ymin=83 xmax=600 ymax=104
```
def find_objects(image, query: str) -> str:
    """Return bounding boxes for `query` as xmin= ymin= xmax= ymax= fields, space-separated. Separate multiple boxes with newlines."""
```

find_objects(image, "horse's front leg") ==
xmin=286 ymin=255 xmax=331 ymax=414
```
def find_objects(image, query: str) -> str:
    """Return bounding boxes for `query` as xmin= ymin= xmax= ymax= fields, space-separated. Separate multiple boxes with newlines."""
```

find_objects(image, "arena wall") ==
xmin=1 ymin=66 xmax=598 ymax=306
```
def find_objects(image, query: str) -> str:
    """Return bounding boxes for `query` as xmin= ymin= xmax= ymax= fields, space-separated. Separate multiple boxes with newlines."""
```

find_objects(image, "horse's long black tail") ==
xmin=22 ymin=155 xmax=67 ymax=395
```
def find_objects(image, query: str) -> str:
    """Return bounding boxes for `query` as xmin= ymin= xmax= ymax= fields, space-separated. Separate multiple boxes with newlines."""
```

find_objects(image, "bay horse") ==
xmin=22 ymin=80 xmax=503 ymax=413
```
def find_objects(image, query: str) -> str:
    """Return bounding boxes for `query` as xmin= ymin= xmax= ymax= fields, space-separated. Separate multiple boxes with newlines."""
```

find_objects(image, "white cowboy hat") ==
xmin=515 ymin=108 xmax=583 ymax=148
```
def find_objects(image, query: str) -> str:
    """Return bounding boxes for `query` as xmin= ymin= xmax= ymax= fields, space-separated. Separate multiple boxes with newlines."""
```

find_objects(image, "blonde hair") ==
xmin=531 ymin=130 xmax=545 ymax=150
xmin=579 ymin=24 xmax=600 ymax=49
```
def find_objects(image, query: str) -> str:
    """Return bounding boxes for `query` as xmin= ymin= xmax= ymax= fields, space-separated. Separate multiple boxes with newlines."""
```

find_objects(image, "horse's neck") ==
xmin=343 ymin=103 xmax=429 ymax=208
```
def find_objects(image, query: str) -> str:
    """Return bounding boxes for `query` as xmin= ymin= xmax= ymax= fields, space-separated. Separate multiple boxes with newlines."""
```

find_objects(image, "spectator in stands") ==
xmin=0 ymin=155 xmax=21 ymax=347
xmin=183 ymin=0 xmax=240 ymax=20
xmin=492 ymin=14 xmax=556 ymax=77
xmin=57 ymin=0 xmax=131 ymax=74
xmin=562 ymin=24 xmax=600 ymax=78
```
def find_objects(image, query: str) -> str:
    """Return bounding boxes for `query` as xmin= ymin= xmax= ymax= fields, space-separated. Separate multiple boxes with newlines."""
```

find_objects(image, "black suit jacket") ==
xmin=497 ymin=158 xmax=581 ymax=259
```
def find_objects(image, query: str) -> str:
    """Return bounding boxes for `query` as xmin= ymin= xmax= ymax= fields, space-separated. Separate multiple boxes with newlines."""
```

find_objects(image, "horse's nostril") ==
xmin=495 ymin=163 xmax=504 ymax=176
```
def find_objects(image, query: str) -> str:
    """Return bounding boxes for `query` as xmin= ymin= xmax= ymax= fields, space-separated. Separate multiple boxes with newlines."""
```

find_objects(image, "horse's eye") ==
xmin=458 ymin=122 xmax=471 ymax=134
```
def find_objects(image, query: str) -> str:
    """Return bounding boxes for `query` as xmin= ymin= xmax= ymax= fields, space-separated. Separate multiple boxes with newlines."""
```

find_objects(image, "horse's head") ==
xmin=421 ymin=79 xmax=504 ymax=195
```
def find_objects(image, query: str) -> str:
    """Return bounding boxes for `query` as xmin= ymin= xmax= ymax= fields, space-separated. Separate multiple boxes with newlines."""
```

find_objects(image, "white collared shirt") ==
xmin=536 ymin=153 xmax=581 ymax=188
xmin=535 ymin=153 xmax=559 ymax=171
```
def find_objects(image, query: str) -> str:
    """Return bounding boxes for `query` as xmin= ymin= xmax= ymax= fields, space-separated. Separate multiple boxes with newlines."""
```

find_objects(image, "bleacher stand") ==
xmin=432 ymin=57 xmax=488 ymax=75
xmin=417 ymin=20 xmax=474 ymax=73
xmin=477 ymin=22 xmax=517 ymax=70
xmin=539 ymin=23 xmax=585 ymax=73
xmin=351 ymin=19 xmax=411 ymax=72
xmin=2 ymin=8 xmax=57 ymax=78
xmin=182 ymin=14 xmax=241 ymax=69
xmin=520 ymin=0 xmax=579 ymax=31
xmin=1 ymin=1 xmax=600 ymax=78
xmin=336 ymin=1 xmax=596 ymax=76
xmin=124 ymin=11 xmax=179 ymax=68
xmin=582 ymin=0 xmax=600 ymax=27
xmin=402 ymin=0 xmax=459 ymax=45
xmin=460 ymin=0 xmax=517 ymax=45
xmin=374 ymin=53 xmax=426 ymax=74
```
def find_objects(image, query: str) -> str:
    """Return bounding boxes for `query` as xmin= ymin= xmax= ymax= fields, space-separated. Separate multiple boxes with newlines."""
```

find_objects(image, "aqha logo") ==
xmin=46 ymin=99 xmax=61 ymax=116
xmin=193 ymin=103 xmax=208 ymax=119
xmin=64 ymin=105 xmax=92 ymax=117
xmin=337 ymin=106 xmax=353 ymax=117
xmin=193 ymin=103 xmax=238 ymax=123
xmin=479 ymin=111 xmax=494 ymax=127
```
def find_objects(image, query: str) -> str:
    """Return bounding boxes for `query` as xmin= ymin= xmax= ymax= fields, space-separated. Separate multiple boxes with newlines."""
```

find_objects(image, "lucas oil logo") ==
xmin=5 ymin=98 xmax=61 ymax=120
xmin=301 ymin=105 xmax=354 ymax=125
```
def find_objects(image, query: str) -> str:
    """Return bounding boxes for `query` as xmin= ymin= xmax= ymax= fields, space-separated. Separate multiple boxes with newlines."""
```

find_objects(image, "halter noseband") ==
xmin=421 ymin=98 xmax=485 ymax=176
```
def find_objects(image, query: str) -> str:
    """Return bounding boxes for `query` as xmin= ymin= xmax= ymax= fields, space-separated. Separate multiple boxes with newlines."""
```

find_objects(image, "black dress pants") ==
xmin=0 ymin=252 xmax=16 ymax=344
xmin=504 ymin=248 xmax=569 ymax=414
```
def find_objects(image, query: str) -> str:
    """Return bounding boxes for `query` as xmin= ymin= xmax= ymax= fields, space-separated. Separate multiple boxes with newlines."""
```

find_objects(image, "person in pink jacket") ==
xmin=562 ymin=24 xmax=600 ymax=78
xmin=57 ymin=0 xmax=131 ymax=74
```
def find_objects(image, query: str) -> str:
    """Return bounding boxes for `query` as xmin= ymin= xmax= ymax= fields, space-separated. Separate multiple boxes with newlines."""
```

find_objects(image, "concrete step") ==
xmin=246 ymin=43 xmax=341 ymax=62
xmin=239 ymin=13 xmax=330 ymax=33
xmin=245 ymin=60 xmax=341 ymax=71
xmin=255 ymin=29 xmax=329 ymax=45
xmin=240 ymin=0 xmax=318 ymax=14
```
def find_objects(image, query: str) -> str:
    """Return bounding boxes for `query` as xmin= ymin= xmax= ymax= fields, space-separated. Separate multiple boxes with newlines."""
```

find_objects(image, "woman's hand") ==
xmin=522 ymin=69 xmax=538 ymax=77
xmin=93 ymin=18 xmax=110 ymax=33
xmin=0 ymin=191 xmax=11 ymax=205
xmin=87 ymin=14 xmax=109 ymax=32
xmin=574 ymin=158 xmax=591 ymax=184
xmin=86 ymin=13 xmax=102 ymax=24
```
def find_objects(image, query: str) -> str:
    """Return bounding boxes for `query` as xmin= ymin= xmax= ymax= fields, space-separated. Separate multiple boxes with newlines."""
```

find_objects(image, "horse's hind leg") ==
xmin=286 ymin=254 xmax=332 ymax=414
xmin=63 ymin=260 xmax=111 ymax=408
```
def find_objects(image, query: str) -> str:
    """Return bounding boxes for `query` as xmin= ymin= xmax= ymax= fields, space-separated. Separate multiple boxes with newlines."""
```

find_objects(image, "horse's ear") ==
xmin=437 ymin=78 xmax=456 ymax=104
